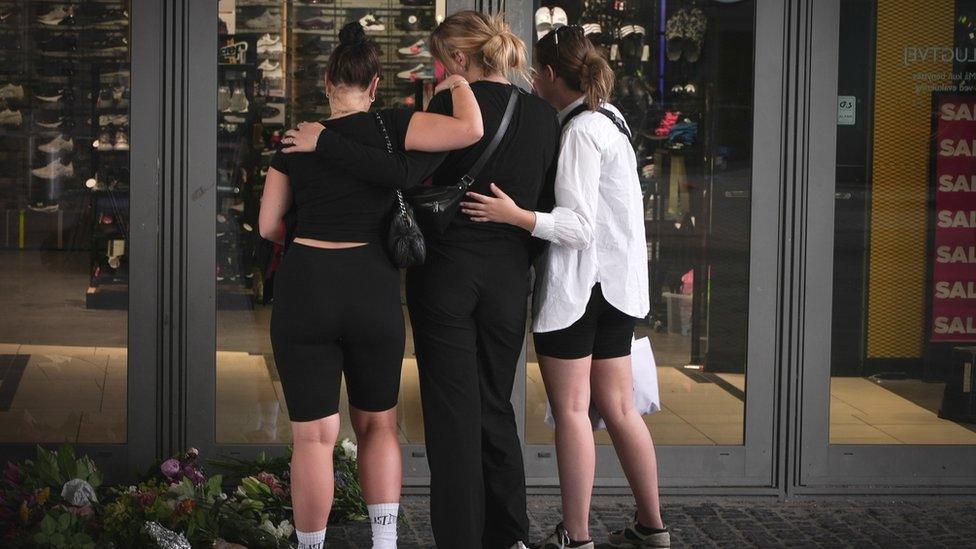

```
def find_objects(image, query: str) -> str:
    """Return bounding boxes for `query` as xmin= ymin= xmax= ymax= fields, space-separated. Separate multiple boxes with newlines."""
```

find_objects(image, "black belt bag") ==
xmin=408 ymin=86 xmax=519 ymax=234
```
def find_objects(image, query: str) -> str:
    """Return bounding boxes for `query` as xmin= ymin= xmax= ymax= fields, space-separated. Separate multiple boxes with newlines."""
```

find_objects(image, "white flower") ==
xmin=259 ymin=519 xmax=295 ymax=539
xmin=61 ymin=479 xmax=97 ymax=506
xmin=127 ymin=485 xmax=137 ymax=494
xmin=340 ymin=439 xmax=358 ymax=460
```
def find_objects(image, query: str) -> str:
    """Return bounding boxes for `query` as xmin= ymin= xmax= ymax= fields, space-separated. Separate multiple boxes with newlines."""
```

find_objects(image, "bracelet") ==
xmin=450 ymin=78 xmax=470 ymax=92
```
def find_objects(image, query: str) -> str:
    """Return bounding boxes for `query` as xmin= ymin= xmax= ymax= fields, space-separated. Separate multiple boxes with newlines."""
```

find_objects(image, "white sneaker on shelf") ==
xmin=37 ymin=135 xmax=74 ymax=154
xmin=396 ymin=64 xmax=432 ymax=81
xmin=38 ymin=6 xmax=69 ymax=26
xmin=360 ymin=13 xmax=385 ymax=32
xmin=535 ymin=6 xmax=553 ymax=39
xmin=398 ymin=38 xmax=430 ymax=57
xmin=31 ymin=160 xmax=74 ymax=179
xmin=256 ymin=34 xmax=283 ymax=54
xmin=257 ymin=59 xmax=280 ymax=72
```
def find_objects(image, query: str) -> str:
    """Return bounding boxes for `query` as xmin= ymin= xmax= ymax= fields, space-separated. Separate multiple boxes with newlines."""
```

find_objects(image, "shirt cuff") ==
xmin=531 ymin=211 xmax=555 ymax=240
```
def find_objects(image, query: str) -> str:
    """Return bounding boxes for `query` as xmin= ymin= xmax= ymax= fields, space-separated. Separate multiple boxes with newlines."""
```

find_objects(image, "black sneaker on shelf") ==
xmin=297 ymin=15 xmax=335 ymax=31
xmin=92 ymin=8 xmax=129 ymax=28
xmin=92 ymin=35 xmax=129 ymax=53
xmin=0 ymin=5 xmax=21 ymax=24
xmin=37 ymin=35 xmax=78 ymax=52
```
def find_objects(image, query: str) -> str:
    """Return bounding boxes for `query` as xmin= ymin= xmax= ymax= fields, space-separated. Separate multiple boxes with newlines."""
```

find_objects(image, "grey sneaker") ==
xmin=244 ymin=9 xmax=278 ymax=29
xmin=541 ymin=523 xmax=594 ymax=549
xmin=0 ymin=83 xmax=24 ymax=101
xmin=37 ymin=135 xmax=73 ymax=154
xmin=31 ymin=159 xmax=74 ymax=179
xmin=0 ymin=108 xmax=22 ymax=126
xmin=607 ymin=517 xmax=670 ymax=548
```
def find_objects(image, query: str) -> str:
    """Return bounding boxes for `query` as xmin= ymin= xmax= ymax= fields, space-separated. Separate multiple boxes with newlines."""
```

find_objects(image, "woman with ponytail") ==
xmin=282 ymin=10 xmax=561 ymax=548
xmin=259 ymin=22 xmax=487 ymax=549
xmin=461 ymin=27 xmax=671 ymax=549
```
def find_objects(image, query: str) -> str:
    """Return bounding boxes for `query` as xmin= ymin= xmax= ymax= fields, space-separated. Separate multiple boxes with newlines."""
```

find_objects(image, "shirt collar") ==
xmin=557 ymin=95 xmax=588 ymax=125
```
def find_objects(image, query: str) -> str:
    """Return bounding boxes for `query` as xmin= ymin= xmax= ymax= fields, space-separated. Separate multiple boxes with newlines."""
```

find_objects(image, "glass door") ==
xmin=0 ymin=0 xmax=157 ymax=480
xmin=802 ymin=0 xmax=976 ymax=487
xmin=523 ymin=0 xmax=784 ymax=487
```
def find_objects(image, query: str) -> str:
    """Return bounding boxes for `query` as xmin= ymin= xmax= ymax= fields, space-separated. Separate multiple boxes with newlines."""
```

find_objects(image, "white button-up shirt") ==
xmin=531 ymin=96 xmax=650 ymax=333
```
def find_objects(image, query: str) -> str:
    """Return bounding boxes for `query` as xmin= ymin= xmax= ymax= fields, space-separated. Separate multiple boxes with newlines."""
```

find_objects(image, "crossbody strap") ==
xmin=460 ymin=86 xmax=519 ymax=188
xmin=375 ymin=111 xmax=410 ymax=214
xmin=561 ymin=103 xmax=632 ymax=140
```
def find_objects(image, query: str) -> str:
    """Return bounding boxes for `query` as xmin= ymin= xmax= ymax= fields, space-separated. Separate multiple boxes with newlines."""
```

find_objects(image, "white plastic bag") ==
xmin=544 ymin=336 xmax=661 ymax=430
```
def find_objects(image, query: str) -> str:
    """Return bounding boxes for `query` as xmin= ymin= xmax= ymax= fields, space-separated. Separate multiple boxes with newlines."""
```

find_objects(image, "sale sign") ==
xmin=930 ymin=94 xmax=976 ymax=342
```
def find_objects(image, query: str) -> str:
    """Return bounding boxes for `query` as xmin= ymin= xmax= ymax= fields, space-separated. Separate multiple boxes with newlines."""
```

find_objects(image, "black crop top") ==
xmin=310 ymin=82 xmax=561 ymax=243
xmin=269 ymin=108 xmax=441 ymax=243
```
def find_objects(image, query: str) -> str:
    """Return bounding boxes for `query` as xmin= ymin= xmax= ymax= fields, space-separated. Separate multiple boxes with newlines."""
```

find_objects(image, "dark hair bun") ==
xmin=338 ymin=21 xmax=367 ymax=47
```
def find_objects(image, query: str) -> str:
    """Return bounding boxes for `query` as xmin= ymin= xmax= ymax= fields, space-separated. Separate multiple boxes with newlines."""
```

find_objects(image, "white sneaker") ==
xmin=540 ymin=523 xmax=594 ymax=549
xmin=31 ymin=160 xmax=73 ymax=179
xmin=398 ymin=39 xmax=430 ymax=57
xmin=244 ymin=9 xmax=279 ymax=29
xmin=535 ymin=7 xmax=552 ymax=39
xmin=550 ymin=7 xmax=568 ymax=32
xmin=396 ymin=64 xmax=431 ymax=81
xmin=360 ymin=13 xmax=385 ymax=32
xmin=257 ymin=59 xmax=280 ymax=72
xmin=37 ymin=135 xmax=74 ymax=154
xmin=38 ymin=6 xmax=68 ymax=26
xmin=256 ymin=34 xmax=283 ymax=54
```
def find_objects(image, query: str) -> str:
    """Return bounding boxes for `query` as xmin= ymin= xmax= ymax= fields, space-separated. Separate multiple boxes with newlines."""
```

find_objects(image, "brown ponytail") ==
xmin=429 ymin=11 xmax=530 ymax=83
xmin=535 ymin=28 xmax=614 ymax=110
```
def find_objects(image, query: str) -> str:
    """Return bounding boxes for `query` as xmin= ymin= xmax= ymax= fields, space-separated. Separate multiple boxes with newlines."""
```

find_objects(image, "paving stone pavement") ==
xmin=321 ymin=495 xmax=976 ymax=548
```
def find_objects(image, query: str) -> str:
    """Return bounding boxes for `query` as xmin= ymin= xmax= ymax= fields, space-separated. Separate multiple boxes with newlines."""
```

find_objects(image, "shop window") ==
xmin=829 ymin=0 xmax=976 ymax=444
xmin=0 ymin=2 xmax=131 ymax=443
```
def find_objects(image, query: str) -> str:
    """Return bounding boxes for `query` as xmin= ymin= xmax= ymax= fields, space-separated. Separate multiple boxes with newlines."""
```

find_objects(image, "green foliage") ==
xmin=1 ymin=441 xmax=371 ymax=548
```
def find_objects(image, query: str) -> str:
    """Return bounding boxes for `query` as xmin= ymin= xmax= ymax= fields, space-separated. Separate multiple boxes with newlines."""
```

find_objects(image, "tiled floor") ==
xmin=1 ymin=250 xmax=974 ymax=446
xmin=3 ymin=342 xmax=976 ymax=446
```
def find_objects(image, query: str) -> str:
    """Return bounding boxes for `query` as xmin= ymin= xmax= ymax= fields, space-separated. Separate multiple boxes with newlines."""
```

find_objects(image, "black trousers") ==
xmin=406 ymin=237 xmax=531 ymax=549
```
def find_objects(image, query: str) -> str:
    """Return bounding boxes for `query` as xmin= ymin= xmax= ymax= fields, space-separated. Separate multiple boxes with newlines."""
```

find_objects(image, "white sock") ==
xmin=368 ymin=502 xmax=399 ymax=549
xmin=296 ymin=527 xmax=326 ymax=549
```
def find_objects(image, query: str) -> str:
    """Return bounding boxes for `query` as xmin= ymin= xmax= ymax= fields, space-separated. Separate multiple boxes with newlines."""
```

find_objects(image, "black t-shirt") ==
xmin=269 ymin=107 xmax=423 ymax=243
xmin=313 ymin=81 xmax=561 ymax=243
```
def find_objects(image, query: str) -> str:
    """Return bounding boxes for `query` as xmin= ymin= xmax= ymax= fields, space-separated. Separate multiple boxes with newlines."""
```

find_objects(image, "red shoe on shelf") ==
xmin=655 ymin=111 xmax=681 ymax=137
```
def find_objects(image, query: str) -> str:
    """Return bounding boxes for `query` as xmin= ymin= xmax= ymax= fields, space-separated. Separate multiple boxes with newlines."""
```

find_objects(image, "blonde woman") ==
xmin=282 ymin=11 xmax=561 ymax=548
xmin=461 ymin=27 xmax=670 ymax=549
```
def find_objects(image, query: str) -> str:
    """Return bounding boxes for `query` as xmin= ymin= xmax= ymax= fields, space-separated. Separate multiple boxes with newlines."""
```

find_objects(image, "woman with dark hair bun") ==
xmin=258 ymin=22 xmax=484 ymax=549
xmin=461 ymin=27 xmax=671 ymax=549
xmin=282 ymin=11 xmax=562 ymax=548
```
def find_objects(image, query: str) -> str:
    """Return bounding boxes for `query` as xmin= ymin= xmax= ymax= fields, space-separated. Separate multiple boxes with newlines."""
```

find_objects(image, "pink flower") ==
xmin=160 ymin=459 xmax=181 ymax=478
xmin=256 ymin=472 xmax=286 ymax=498
xmin=182 ymin=464 xmax=206 ymax=485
